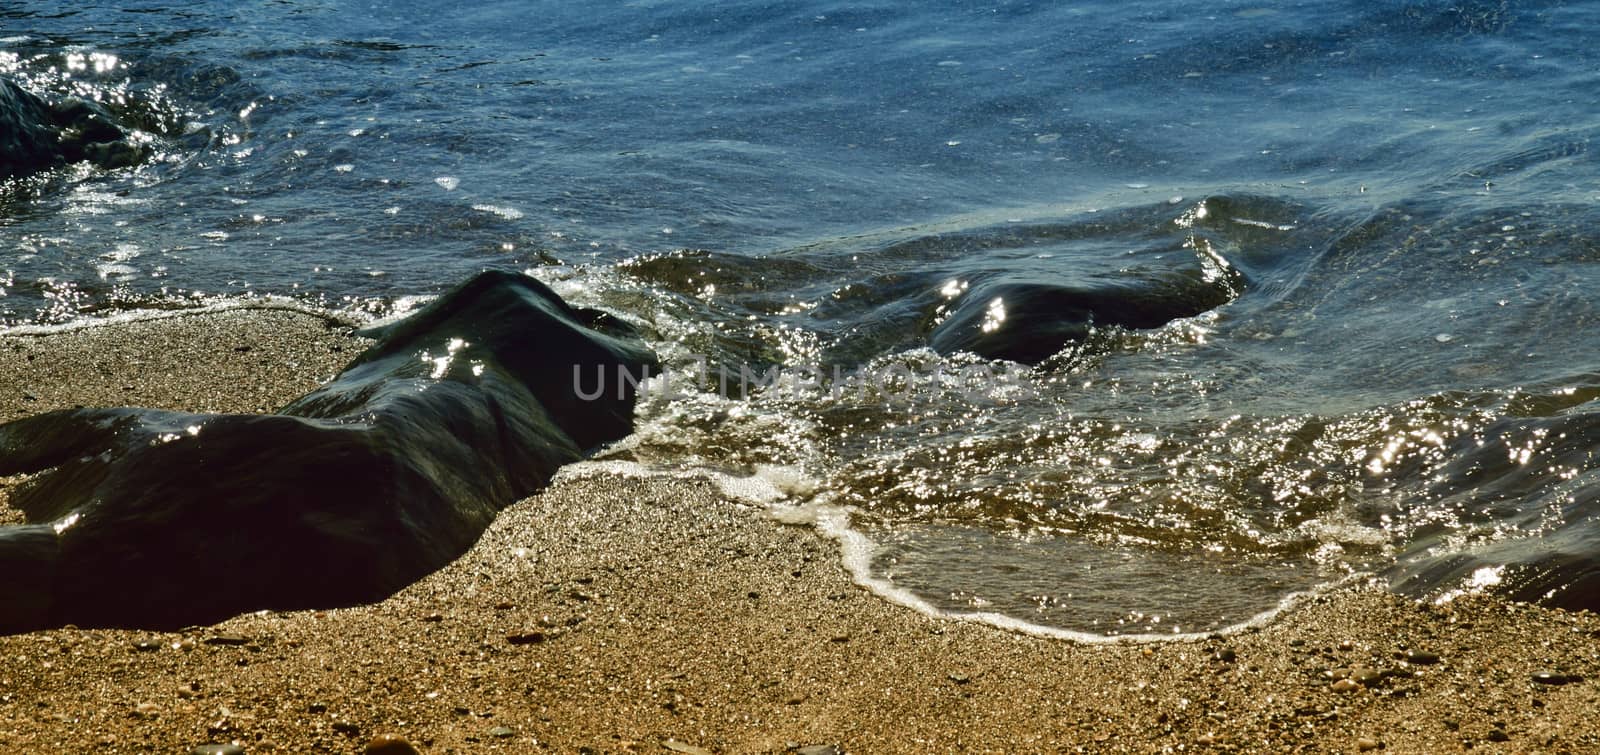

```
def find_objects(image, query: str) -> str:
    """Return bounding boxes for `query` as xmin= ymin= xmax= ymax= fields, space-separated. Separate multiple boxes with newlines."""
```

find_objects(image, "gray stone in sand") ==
xmin=796 ymin=746 xmax=843 ymax=755
xmin=190 ymin=745 xmax=245 ymax=755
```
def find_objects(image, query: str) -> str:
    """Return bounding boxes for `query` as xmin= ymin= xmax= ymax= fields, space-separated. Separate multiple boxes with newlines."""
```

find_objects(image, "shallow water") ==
xmin=3 ymin=0 xmax=1600 ymax=635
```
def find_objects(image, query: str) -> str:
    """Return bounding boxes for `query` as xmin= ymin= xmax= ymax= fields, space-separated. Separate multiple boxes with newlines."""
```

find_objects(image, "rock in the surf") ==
xmin=928 ymin=266 xmax=1239 ymax=365
xmin=916 ymin=214 xmax=1247 ymax=365
xmin=0 ymin=79 xmax=61 ymax=177
xmin=0 ymin=76 xmax=152 ymax=178
xmin=0 ymin=270 xmax=658 ymax=633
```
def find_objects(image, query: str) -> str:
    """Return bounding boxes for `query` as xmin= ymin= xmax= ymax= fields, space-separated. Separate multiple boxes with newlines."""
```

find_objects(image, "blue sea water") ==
xmin=4 ymin=0 xmax=1600 ymax=636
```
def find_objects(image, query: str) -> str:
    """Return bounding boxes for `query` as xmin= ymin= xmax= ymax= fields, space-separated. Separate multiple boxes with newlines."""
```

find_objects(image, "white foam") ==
xmin=712 ymin=468 xmax=795 ymax=506
xmin=579 ymin=460 xmax=1360 ymax=645
xmin=767 ymin=492 xmax=1360 ymax=644
xmin=0 ymin=295 xmax=367 ymax=337
xmin=1301 ymin=516 xmax=1390 ymax=548
xmin=1428 ymin=564 xmax=1505 ymax=605
xmin=553 ymin=460 xmax=820 ymax=510
xmin=552 ymin=458 xmax=679 ymax=483
xmin=1230 ymin=217 xmax=1297 ymax=231
xmin=354 ymin=294 xmax=437 ymax=334
xmin=471 ymin=204 xmax=524 ymax=220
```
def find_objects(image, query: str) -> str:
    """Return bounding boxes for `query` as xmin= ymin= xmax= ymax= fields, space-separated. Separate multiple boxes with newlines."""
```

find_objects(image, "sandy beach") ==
xmin=2 ymin=307 xmax=1598 ymax=754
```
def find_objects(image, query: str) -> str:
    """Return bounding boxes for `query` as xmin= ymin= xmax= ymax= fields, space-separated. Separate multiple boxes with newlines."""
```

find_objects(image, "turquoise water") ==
xmin=4 ymin=0 xmax=1600 ymax=635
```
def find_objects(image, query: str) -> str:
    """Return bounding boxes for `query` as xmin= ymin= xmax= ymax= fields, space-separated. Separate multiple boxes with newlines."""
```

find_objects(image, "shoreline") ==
xmin=2 ymin=309 xmax=1599 ymax=753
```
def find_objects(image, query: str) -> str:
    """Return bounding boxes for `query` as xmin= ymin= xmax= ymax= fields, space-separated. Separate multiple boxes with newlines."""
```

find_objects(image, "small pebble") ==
xmin=1487 ymin=729 xmax=1510 ymax=742
xmin=796 ymin=742 xmax=844 ymax=755
xmin=132 ymin=639 xmax=162 ymax=652
xmin=1331 ymin=678 xmax=1360 ymax=693
xmin=1215 ymin=648 xmax=1237 ymax=663
xmin=506 ymin=631 xmax=547 ymax=645
xmin=1350 ymin=667 xmax=1384 ymax=687
xmin=1338 ymin=640 xmax=1354 ymax=651
xmin=202 ymin=635 xmax=250 ymax=647
xmin=1356 ymin=736 xmax=1379 ymax=751
xmin=1531 ymin=671 xmax=1581 ymax=685
xmin=948 ymin=672 xmax=970 ymax=684
xmin=190 ymin=746 xmax=244 ymax=755
xmin=489 ymin=726 xmax=516 ymax=739
xmin=1406 ymin=650 xmax=1440 ymax=665
xmin=364 ymin=734 xmax=422 ymax=755
xmin=663 ymin=740 xmax=711 ymax=755
xmin=795 ymin=746 xmax=840 ymax=755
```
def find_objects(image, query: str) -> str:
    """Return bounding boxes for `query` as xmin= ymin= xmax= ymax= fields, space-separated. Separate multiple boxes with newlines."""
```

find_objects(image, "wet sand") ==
xmin=2 ymin=309 xmax=1599 ymax=753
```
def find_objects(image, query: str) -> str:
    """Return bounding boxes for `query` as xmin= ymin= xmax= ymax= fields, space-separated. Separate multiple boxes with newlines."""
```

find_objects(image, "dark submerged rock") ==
xmin=0 ymin=76 xmax=152 ymax=179
xmin=0 ymin=270 xmax=657 ymax=633
xmin=876 ymin=213 xmax=1248 ymax=366
xmin=616 ymin=197 xmax=1294 ymax=370
xmin=928 ymin=269 xmax=1238 ymax=364
xmin=0 ymin=79 xmax=61 ymax=177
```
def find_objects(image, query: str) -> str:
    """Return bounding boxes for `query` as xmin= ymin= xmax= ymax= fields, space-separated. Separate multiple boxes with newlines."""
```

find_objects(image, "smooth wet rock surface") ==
xmin=0 ymin=271 xmax=657 ymax=632
xmin=189 ymin=745 xmax=244 ymax=755
xmin=1406 ymin=650 xmax=1440 ymax=665
xmin=363 ymin=734 xmax=421 ymax=755
xmin=0 ymin=77 xmax=155 ymax=179
xmin=1531 ymin=671 xmax=1582 ymax=686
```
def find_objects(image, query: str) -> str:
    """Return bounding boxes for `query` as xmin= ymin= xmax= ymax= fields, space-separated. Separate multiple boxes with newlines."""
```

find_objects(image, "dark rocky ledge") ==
xmin=0 ymin=270 xmax=658 ymax=632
